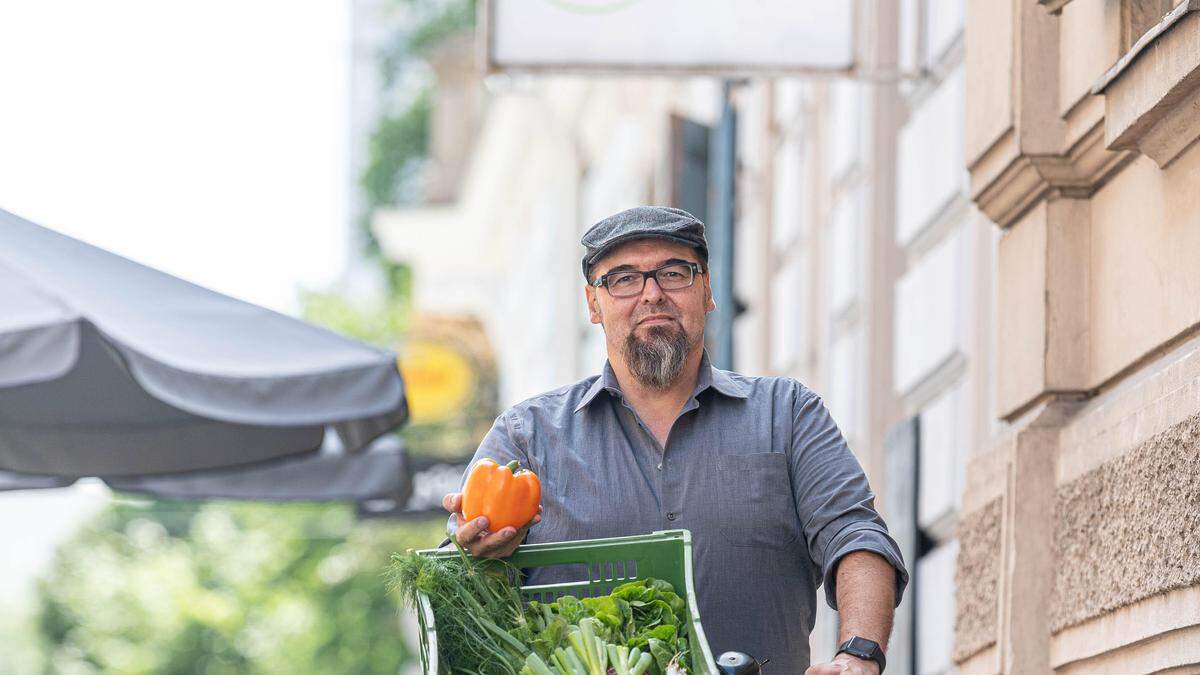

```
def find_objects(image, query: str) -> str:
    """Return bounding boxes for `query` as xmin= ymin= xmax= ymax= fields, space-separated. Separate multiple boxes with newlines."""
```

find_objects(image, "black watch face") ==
xmin=845 ymin=637 xmax=875 ymax=656
xmin=846 ymin=645 xmax=871 ymax=658
xmin=840 ymin=637 xmax=884 ymax=670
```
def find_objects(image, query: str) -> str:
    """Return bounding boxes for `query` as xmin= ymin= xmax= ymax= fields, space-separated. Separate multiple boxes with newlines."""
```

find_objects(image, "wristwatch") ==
xmin=837 ymin=636 xmax=886 ymax=672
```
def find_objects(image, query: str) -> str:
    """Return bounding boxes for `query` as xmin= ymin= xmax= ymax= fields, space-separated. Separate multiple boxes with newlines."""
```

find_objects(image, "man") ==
xmin=443 ymin=206 xmax=907 ymax=674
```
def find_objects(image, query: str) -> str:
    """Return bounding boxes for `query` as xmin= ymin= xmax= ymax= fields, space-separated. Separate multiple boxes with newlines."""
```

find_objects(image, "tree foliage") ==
xmin=359 ymin=0 xmax=477 ymax=291
xmin=33 ymin=500 xmax=447 ymax=674
xmin=362 ymin=88 xmax=432 ymax=211
xmin=301 ymin=287 xmax=411 ymax=349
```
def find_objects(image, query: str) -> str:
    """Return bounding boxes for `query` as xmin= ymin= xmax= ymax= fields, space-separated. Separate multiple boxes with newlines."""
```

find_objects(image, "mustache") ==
xmin=632 ymin=308 xmax=680 ymax=324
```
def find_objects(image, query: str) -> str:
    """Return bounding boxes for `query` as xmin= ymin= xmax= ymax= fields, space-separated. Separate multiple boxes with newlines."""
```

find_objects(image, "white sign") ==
xmin=483 ymin=0 xmax=858 ymax=76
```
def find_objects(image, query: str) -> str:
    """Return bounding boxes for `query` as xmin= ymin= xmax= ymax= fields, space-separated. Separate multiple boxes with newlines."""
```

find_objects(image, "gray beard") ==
xmin=622 ymin=323 xmax=690 ymax=390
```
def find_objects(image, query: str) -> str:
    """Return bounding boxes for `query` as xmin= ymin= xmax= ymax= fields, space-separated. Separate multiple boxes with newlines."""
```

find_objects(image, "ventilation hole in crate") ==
xmin=528 ymin=562 xmax=590 ymax=586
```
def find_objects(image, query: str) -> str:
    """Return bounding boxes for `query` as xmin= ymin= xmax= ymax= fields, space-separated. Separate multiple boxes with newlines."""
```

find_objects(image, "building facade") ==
xmin=955 ymin=0 xmax=1200 ymax=673
xmin=373 ymin=1 xmax=1200 ymax=672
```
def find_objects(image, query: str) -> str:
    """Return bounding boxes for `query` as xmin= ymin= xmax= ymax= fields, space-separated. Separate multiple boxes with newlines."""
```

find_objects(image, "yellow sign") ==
xmin=397 ymin=341 xmax=475 ymax=424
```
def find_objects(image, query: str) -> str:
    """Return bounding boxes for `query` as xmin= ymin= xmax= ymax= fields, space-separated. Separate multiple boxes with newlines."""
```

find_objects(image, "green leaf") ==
xmin=647 ymin=625 xmax=677 ymax=642
xmin=648 ymin=638 xmax=674 ymax=672
xmin=555 ymin=595 xmax=587 ymax=625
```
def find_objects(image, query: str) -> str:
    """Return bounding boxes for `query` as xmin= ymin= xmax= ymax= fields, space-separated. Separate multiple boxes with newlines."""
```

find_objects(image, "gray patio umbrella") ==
xmin=0 ymin=433 xmax=412 ymax=503
xmin=0 ymin=207 xmax=408 ymax=480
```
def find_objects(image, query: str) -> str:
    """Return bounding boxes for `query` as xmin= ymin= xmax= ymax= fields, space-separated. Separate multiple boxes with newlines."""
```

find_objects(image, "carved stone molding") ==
xmin=1092 ymin=3 xmax=1200 ymax=168
xmin=1038 ymin=0 xmax=1074 ymax=15
xmin=970 ymin=120 xmax=1133 ymax=229
xmin=1051 ymin=586 xmax=1200 ymax=673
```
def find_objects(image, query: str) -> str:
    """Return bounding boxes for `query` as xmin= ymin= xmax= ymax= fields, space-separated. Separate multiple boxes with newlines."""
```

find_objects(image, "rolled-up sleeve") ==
xmin=789 ymin=386 xmax=909 ymax=609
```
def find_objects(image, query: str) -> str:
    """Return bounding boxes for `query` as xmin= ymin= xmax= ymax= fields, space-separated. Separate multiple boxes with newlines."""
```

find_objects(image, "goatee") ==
xmin=622 ymin=323 xmax=690 ymax=389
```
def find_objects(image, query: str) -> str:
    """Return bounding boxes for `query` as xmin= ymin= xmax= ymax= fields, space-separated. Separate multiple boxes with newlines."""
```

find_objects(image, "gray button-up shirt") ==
xmin=457 ymin=354 xmax=908 ymax=671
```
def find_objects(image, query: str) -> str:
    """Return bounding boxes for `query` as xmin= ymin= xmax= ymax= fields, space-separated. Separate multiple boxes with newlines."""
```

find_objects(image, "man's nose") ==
xmin=640 ymin=275 xmax=665 ymax=302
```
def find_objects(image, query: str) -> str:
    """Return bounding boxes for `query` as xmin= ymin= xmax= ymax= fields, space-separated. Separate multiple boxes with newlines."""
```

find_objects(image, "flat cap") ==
xmin=581 ymin=206 xmax=708 ymax=278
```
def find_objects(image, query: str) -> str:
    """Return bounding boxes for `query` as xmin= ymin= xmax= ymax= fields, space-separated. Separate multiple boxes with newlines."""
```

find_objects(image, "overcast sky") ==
xmin=0 ymin=0 xmax=352 ymax=313
xmin=0 ymin=0 xmax=354 ymax=610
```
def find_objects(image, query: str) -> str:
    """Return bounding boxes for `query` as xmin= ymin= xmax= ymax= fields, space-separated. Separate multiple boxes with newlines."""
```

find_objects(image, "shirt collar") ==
xmin=573 ymin=361 xmax=622 ymax=413
xmin=701 ymin=351 xmax=750 ymax=400
xmin=573 ymin=350 xmax=747 ymax=414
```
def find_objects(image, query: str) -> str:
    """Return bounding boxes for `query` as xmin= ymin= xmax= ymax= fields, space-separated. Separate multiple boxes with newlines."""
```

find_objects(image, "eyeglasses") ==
xmin=592 ymin=261 xmax=704 ymax=298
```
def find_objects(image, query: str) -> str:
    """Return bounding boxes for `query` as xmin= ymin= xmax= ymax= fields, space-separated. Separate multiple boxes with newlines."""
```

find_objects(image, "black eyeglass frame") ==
xmin=590 ymin=261 xmax=705 ymax=297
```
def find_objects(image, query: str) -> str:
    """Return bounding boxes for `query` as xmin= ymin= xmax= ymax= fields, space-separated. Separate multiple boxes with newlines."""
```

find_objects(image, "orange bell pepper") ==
xmin=461 ymin=458 xmax=541 ymax=532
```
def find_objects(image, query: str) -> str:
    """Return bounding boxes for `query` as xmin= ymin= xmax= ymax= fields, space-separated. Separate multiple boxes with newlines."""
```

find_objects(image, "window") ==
xmin=669 ymin=115 xmax=711 ymax=225
xmin=899 ymin=0 xmax=965 ymax=83
xmin=885 ymin=416 xmax=957 ymax=675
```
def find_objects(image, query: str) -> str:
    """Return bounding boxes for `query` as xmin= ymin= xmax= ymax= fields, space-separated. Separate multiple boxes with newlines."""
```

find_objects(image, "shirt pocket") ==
xmin=715 ymin=452 xmax=801 ymax=551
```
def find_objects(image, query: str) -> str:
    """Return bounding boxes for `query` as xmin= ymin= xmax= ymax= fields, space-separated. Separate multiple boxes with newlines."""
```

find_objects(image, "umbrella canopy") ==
xmin=0 ymin=471 xmax=72 ymax=491
xmin=0 ymin=433 xmax=412 ymax=504
xmin=104 ymin=433 xmax=411 ymax=502
xmin=0 ymin=208 xmax=407 ymax=477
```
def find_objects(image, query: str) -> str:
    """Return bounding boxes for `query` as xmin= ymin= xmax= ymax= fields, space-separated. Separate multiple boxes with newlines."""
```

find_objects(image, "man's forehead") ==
xmin=593 ymin=239 xmax=699 ymax=274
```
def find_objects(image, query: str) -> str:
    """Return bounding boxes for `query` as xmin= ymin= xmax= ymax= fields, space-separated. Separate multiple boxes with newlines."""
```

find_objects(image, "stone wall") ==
xmin=1052 ymin=411 xmax=1200 ymax=632
xmin=954 ymin=497 xmax=1002 ymax=661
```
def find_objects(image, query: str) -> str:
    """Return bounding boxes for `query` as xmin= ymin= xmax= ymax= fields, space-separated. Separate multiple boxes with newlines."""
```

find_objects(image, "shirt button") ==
xmin=656 ymin=462 xmax=663 ymax=471
xmin=666 ymin=512 xmax=677 ymax=521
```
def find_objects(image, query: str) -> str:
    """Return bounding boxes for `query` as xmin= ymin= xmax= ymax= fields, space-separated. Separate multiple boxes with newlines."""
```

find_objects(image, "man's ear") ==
xmin=585 ymin=285 xmax=603 ymax=324
xmin=704 ymin=274 xmax=717 ymax=313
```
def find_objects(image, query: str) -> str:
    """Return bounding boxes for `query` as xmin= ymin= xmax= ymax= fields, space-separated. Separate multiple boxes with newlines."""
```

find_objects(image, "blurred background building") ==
xmin=373 ymin=1 xmax=976 ymax=670
xmin=957 ymin=1 xmax=1200 ymax=674
xmin=2 ymin=0 xmax=1197 ymax=673
xmin=371 ymin=0 xmax=1200 ymax=673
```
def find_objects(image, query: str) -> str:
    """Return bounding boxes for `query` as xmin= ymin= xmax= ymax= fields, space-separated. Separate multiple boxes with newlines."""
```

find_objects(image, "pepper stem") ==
xmin=505 ymin=460 xmax=520 ymax=473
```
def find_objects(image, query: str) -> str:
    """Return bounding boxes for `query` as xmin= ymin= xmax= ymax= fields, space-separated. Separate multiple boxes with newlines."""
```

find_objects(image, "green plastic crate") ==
xmin=414 ymin=529 xmax=719 ymax=674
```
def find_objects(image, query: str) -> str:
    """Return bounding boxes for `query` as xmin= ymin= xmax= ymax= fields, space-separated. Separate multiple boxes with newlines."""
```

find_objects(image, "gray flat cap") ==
xmin=581 ymin=206 xmax=708 ymax=278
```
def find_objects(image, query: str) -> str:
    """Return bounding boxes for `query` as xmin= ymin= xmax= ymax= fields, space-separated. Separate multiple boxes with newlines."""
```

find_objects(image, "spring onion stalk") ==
xmin=607 ymin=644 xmax=626 ymax=673
xmin=567 ymin=630 xmax=594 ymax=673
xmin=552 ymin=647 xmax=576 ymax=675
xmin=564 ymin=643 xmax=589 ymax=675
xmin=523 ymin=653 xmax=556 ymax=675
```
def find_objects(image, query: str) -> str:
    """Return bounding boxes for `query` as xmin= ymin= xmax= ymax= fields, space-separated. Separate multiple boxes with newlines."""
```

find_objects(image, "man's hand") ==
xmin=442 ymin=492 xmax=541 ymax=558
xmin=804 ymin=653 xmax=880 ymax=675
